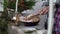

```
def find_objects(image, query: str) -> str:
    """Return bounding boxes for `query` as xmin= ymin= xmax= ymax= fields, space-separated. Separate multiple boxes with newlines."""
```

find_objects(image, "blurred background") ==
xmin=0 ymin=0 xmax=50 ymax=34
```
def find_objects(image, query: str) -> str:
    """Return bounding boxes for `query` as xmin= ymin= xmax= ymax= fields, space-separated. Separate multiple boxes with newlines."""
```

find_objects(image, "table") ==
xmin=8 ymin=23 xmax=47 ymax=34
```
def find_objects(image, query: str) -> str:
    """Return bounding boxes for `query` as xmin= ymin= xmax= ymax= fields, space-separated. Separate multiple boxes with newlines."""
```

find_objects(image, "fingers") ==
xmin=44 ymin=7 xmax=49 ymax=14
xmin=38 ymin=6 xmax=49 ymax=15
xmin=38 ymin=8 xmax=45 ymax=15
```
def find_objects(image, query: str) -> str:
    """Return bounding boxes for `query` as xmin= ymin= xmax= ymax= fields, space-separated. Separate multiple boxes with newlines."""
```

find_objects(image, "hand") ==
xmin=38 ymin=6 xmax=49 ymax=15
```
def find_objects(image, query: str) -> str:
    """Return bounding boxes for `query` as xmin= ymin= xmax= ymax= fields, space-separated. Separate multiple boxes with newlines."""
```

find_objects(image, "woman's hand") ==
xmin=23 ymin=6 xmax=49 ymax=20
xmin=38 ymin=6 xmax=49 ymax=15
